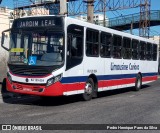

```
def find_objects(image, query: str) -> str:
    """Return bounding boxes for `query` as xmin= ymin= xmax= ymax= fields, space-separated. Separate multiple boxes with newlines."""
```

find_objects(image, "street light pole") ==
xmin=87 ymin=0 xmax=94 ymax=23
xmin=103 ymin=0 xmax=106 ymax=27
xmin=60 ymin=0 xmax=67 ymax=15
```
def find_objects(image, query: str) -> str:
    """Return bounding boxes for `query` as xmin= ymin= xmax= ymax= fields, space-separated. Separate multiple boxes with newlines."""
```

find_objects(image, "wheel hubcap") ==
xmin=137 ymin=78 xmax=141 ymax=88
xmin=85 ymin=82 xmax=92 ymax=95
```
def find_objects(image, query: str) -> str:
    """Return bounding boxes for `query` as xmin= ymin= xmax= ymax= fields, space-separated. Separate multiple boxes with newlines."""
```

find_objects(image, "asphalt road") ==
xmin=0 ymin=79 xmax=160 ymax=132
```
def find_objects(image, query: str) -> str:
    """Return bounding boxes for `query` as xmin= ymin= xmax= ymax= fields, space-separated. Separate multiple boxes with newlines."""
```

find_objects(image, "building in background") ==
xmin=29 ymin=7 xmax=49 ymax=16
xmin=76 ymin=14 xmax=109 ymax=27
xmin=35 ymin=0 xmax=56 ymax=3
xmin=150 ymin=36 xmax=160 ymax=44
xmin=0 ymin=5 xmax=51 ymax=34
xmin=0 ymin=7 xmax=13 ymax=35
xmin=0 ymin=7 xmax=13 ymax=82
xmin=149 ymin=36 xmax=160 ymax=51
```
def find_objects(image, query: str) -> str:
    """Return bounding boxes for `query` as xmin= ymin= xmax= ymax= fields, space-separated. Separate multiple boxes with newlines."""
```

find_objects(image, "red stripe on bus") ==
xmin=6 ymin=75 xmax=157 ymax=96
xmin=98 ymin=76 xmax=157 ymax=88
xmin=142 ymin=76 xmax=158 ymax=82
xmin=98 ymin=78 xmax=136 ymax=88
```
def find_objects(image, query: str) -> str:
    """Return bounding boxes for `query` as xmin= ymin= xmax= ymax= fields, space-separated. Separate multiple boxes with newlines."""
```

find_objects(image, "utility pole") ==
xmin=87 ymin=0 xmax=94 ymax=23
xmin=159 ymin=35 xmax=160 ymax=52
xmin=130 ymin=21 xmax=133 ymax=34
xmin=139 ymin=0 xmax=151 ymax=38
xmin=103 ymin=0 xmax=106 ymax=27
xmin=60 ymin=0 xmax=67 ymax=15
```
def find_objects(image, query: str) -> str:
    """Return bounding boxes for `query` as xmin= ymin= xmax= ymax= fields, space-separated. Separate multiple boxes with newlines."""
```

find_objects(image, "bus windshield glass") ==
xmin=9 ymin=31 xmax=64 ymax=66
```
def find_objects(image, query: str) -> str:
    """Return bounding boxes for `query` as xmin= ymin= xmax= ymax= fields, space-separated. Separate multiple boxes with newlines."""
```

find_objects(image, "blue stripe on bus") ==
xmin=142 ymin=73 xmax=157 ymax=77
xmin=60 ymin=72 xmax=157 ymax=84
xmin=97 ymin=74 xmax=137 ymax=80
xmin=61 ymin=76 xmax=88 ymax=84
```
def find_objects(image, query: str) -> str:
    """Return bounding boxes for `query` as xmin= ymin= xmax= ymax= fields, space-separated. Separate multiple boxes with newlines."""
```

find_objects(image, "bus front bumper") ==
xmin=6 ymin=78 xmax=64 ymax=96
xmin=6 ymin=78 xmax=85 ymax=96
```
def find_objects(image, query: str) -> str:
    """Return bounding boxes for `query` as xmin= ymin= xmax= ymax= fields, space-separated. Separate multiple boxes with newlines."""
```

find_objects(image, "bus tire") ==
xmin=82 ymin=78 xmax=94 ymax=101
xmin=134 ymin=74 xmax=142 ymax=91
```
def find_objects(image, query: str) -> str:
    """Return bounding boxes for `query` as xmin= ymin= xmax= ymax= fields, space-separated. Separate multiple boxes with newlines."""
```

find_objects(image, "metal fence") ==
xmin=108 ymin=10 xmax=160 ymax=27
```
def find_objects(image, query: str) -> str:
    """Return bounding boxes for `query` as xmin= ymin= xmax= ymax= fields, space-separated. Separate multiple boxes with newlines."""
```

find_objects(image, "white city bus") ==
xmin=1 ymin=15 xmax=158 ymax=101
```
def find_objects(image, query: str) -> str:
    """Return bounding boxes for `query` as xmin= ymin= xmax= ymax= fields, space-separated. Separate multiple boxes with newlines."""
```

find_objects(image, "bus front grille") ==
xmin=8 ymin=64 xmax=53 ymax=76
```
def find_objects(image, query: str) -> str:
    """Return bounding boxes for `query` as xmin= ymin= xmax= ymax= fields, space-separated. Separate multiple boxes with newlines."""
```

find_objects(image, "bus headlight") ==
xmin=46 ymin=74 xmax=62 ymax=87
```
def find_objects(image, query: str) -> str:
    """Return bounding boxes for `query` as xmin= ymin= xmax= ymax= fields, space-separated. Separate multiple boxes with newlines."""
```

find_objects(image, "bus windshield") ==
xmin=9 ymin=31 xmax=64 ymax=66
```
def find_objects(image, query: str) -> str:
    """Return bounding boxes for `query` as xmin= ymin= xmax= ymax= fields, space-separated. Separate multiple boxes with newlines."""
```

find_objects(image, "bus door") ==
xmin=66 ymin=24 xmax=84 ymax=76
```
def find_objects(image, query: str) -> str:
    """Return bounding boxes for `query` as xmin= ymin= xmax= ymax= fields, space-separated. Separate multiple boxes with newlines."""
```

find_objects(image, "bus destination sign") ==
xmin=19 ymin=20 xmax=55 ymax=28
xmin=14 ymin=17 xmax=63 ymax=28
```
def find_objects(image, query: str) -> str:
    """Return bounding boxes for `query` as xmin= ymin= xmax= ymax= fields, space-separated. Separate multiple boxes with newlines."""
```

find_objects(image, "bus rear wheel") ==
xmin=134 ymin=74 xmax=142 ymax=91
xmin=82 ymin=78 xmax=94 ymax=101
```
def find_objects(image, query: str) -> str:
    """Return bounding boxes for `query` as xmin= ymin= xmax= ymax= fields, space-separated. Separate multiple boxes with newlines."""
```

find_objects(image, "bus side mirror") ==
xmin=1 ymin=32 xmax=9 ymax=51
xmin=1 ymin=32 xmax=5 ymax=45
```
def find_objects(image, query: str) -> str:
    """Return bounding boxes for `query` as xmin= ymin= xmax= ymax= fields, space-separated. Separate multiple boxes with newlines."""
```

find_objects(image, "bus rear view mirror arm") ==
xmin=1 ymin=29 xmax=11 ymax=51
xmin=1 ymin=32 xmax=5 ymax=47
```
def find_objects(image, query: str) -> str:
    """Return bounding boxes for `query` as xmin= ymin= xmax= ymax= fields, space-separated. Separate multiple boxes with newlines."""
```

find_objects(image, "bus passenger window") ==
xmin=123 ymin=37 xmax=131 ymax=59
xmin=100 ymin=32 xmax=112 ymax=58
xmin=153 ymin=44 xmax=157 ymax=61
xmin=86 ymin=29 xmax=99 ymax=57
xmin=132 ymin=40 xmax=139 ymax=60
xmin=140 ymin=41 xmax=146 ymax=60
xmin=112 ymin=35 xmax=122 ymax=59
xmin=146 ymin=43 xmax=152 ymax=60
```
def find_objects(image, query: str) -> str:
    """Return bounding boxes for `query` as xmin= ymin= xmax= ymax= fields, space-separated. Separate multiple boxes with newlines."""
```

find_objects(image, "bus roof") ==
xmin=16 ymin=15 xmax=158 ymax=45
xmin=65 ymin=16 xmax=159 ymax=45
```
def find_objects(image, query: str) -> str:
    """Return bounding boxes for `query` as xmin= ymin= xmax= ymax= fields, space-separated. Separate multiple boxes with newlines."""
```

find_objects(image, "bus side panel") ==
xmin=141 ymin=60 xmax=158 ymax=84
xmin=102 ymin=58 xmax=122 ymax=90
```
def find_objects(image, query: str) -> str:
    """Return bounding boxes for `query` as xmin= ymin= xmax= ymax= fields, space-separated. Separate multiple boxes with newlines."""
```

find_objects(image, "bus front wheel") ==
xmin=82 ymin=78 xmax=94 ymax=101
xmin=134 ymin=74 xmax=142 ymax=91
